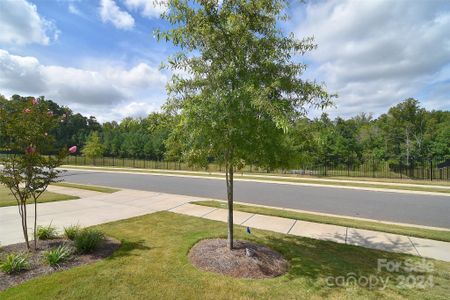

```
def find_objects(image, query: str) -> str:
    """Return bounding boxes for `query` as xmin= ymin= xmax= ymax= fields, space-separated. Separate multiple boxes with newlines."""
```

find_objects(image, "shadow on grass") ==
xmin=108 ymin=239 xmax=154 ymax=259
xmin=247 ymin=232 xmax=428 ymax=287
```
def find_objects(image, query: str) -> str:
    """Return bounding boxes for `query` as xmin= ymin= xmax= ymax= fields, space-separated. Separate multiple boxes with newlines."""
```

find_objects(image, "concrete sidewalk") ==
xmin=170 ymin=203 xmax=450 ymax=262
xmin=0 ymin=187 xmax=195 ymax=246
xmin=1 ymin=186 xmax=449 ymax=262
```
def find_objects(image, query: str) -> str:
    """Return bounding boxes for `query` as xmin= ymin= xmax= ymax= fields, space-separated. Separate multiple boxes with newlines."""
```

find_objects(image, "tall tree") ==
xmin=82 ymin=131 xmax=105 ymax=159
xmin=378 ymin=98 xmax=427 ymax=166
xmin=158 ymin=0 xmax=333 ymax=249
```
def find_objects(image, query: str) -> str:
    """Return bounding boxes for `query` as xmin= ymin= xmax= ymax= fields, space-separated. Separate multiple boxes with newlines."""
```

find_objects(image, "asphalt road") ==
xmin=62 ymin=169 xmax=450 ymax=229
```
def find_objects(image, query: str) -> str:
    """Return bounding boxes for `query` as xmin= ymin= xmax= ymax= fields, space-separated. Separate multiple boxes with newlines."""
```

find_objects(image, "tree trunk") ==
xmin=226 ymin=163 xmax=234 ymax=250
xmin=33 ymin=196 xmax=38 ymax=251
xmin=22 ymin=202 xmax=30 ymax=250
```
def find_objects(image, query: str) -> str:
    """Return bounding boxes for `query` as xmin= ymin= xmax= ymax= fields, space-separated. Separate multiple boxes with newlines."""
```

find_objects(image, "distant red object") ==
xmin=69 ymin=146 xmax=77 ymax=154
xmin=26 ymin=146 xmax=36 ymax=154
xmin=31 ymin=98 xmax=39 ymax=105
xmin=24 ymin=108 xmax=31 ymax=114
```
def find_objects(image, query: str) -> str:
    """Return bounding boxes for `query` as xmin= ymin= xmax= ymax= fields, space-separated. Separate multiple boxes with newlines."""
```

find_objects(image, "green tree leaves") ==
xmin=82 ymin=132 xmax=105 ymax=159
xmin=159 ymin=0 xmax=333 ymax=249
xmin=0 ymin=96 xmax=68 ymax=250
xmin=160 ymin=0 xmax=333 ymax=170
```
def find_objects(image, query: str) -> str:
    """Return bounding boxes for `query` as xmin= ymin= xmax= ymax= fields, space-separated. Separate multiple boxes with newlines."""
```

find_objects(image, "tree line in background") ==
xmin=1 ymin=94 xmax=449 ymax=170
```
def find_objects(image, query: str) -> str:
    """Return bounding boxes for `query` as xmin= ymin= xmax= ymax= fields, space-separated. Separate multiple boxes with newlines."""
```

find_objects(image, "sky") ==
xmin=0 ymin=0 xmax=449 ymax=123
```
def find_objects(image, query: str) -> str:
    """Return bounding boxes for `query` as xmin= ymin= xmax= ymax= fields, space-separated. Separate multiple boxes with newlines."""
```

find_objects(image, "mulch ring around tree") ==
xmin=0 ymin=237 xmax=120 ymax=291
xmin=188 ymin=238 xmax=288 ymax=279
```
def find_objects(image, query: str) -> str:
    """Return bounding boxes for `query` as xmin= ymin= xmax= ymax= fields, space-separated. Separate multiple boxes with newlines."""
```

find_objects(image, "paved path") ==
xmin=0 ymin=187 xmax=195 ymax=246
xmin=1 ymin=186 xmax=449 ymax=262
xmin=172 ymin=203 xmax=450 ymax=262
xmin=61 ymin=169 xmax=450 ymax=228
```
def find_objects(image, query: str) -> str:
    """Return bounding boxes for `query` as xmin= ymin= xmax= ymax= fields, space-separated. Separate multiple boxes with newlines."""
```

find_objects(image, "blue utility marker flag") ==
xmin=246 ymin=227 xmax=251 ymax=234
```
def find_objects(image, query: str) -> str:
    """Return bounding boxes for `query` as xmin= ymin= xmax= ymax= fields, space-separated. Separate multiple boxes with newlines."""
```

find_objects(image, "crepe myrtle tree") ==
xmin=0 ymin=96 xmax=77 ymax=250
xmin=157 ymin=0 xmax=334 ymax=249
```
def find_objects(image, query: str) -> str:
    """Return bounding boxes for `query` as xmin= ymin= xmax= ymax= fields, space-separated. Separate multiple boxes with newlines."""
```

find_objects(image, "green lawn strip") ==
xmin=239 ymin=176 xmax=450 ymax=194
xmin=0 ymin=185 xmax=78 ymax=208
xmin=326 ymin=176 xmax=450 ymax=187
xmin=62 ymin=165 xmax=450 ymax=194
xmin=193 ymin=200 xmax=450 ymax=243
xmin=2 ymin=211 xmax=448 ymax=299
xmin=53 ymin=182 xmax=119 ymax=193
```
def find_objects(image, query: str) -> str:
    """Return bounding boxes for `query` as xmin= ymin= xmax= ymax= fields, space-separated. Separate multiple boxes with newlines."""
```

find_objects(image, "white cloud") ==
xmin=104 ymin=63 xmax=166 ymax=88
xmin=0 ymin=0 xmax=59 ymax=45
xmin=297 ymin=0 xmax=450 ymax=117
xmin=0 ymin=50 xmax=46 ymax=93
xmin=111 ymin=101 xmax=160 ymax=119
xmin=100 ymin=0 xmax=135 ymax=30
xmin=123 ymin=0 xmax=167 ymax=19
xmin=0 ymin=49 xmax=167 ymax=121
xmin=68 ymin=3 xmax=82 ymax=15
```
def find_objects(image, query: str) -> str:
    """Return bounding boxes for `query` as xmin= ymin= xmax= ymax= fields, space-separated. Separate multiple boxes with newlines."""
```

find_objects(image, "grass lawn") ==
xmin=0 ymin=185 xmax=78 ymax=208
xmin=1 ymin=212 xmax=449 ymax=299
xmin=236 ymin=177 xmax=450 ymax=194
xmin=326 ymin=176 xmax=450 ymax=187
xmin=53 ymin=182 xmax=120 ymax=193
xmin=62 ymin=165 xmax=450 ymax=194
xmin=193 ymin=200 xmax=450 ymax=243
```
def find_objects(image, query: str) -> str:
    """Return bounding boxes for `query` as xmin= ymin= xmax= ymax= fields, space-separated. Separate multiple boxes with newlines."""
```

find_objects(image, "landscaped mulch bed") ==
xmin=0 ymin=237 xmax=120 ymax=291
xmin=188 ymin=238 xmax=288 ymax=279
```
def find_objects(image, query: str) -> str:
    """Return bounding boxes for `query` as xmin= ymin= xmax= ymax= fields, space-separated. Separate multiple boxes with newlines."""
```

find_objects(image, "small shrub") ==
xmin=74 ymin=229 xmax=104 ymax=254
xmin=37 ymin=223 xmax=58 ymax=240
xmin=0 ymin=253 xmax=30 ymax=274
xmin=64 ymin=225 xmax=80 ymax=240
xmin=43 ymin=245 xmax=72 ymax=267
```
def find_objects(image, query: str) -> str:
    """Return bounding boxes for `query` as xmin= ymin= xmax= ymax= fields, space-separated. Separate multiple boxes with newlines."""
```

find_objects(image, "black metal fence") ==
xmin=1 ymin=154 xmax=448 ymax=181
xmin=57 ymin=156 xmax=450 ymax=181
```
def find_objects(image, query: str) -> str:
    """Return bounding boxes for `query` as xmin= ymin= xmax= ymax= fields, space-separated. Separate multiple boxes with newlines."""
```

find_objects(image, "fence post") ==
xmin=372 ymin=156 xmax=375 ymax=178
xmin=429 ymin=160 xmax=432 ymax=180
